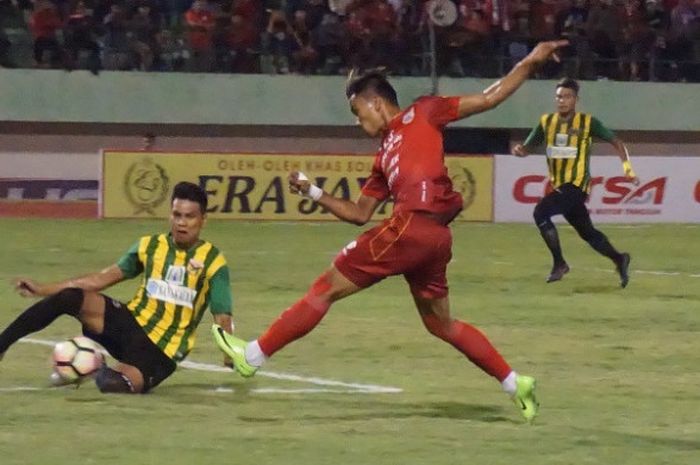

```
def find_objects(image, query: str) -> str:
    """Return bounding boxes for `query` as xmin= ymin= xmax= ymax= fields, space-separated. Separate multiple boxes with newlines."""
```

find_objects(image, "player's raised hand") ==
xmin=14 ymin=278 xmax=40 ymax=297
xmin=526 ymin=40 xmax=569 ymax=65
xmin=288 ymin=171 xmax=311 ymax=195
xmin=512 ymin=144 xmax=529 ymax=157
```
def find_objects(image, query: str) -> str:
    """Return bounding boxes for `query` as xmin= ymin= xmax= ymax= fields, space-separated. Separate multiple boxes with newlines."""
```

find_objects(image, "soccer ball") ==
xmin=52 ymin=336 xmax=104 ymax=383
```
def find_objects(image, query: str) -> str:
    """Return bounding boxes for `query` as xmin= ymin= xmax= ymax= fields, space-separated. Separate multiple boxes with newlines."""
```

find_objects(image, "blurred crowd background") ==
xmin=0 ymin=0 xmax=698 ymax=81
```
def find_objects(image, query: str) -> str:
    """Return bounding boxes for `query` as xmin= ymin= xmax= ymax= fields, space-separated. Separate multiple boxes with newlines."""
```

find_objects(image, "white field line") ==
xmin=213 ymin=387 xmax=393 ymax=395
xmin=584 ymin=267 xmax=696 ymax=278
xmin=17 ymin=338 xmax=402 ymax=394
xmin=0 ymin=387 xmax=43 ymax=392
xmin=490 ymin=262 xmax=699 ymax=279
xmin=181 ymin=359 xmax=401 ymax=393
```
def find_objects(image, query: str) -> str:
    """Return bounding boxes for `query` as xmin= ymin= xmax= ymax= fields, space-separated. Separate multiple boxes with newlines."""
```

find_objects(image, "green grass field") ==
xmin=0 ymin=218 xmax=698 ymax=465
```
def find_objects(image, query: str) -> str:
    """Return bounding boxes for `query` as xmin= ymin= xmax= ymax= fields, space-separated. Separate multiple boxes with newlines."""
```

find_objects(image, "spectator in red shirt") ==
xmin=29 ymin=0 xmax=64 ymax=68
xmin=185 ymin=0 xmax=217 ymax=71
xmin=232 ymin=0 xmax=262 ymax=23
xmin=214 ymin=12 xmax=259 ymax=73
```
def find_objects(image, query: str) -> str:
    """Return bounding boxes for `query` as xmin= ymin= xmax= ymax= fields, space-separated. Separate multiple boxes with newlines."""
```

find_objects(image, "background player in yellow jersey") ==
xmin=0 ymin=182 xmax=234 ymax=393
xmin=512 ymin=78 xmax=638 ymax=287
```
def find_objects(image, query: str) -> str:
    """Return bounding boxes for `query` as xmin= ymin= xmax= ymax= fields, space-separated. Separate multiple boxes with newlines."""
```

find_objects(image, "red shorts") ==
xmin=333 ymin=212 xmax=453 ymax=299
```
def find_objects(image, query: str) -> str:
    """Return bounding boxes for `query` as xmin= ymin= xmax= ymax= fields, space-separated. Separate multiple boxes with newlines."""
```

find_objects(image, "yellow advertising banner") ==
xmin=102 ymin=151 xmax=493 ymax=221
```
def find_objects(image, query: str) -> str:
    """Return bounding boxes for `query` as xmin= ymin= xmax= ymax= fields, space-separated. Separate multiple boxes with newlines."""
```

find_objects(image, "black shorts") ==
xmin=541 ymin=183 xmax=587 ymax=213
xmin=535 ymin=183 xmax=597 ymax=235
xmin=82 ymin=296 xmax=176 ymax=393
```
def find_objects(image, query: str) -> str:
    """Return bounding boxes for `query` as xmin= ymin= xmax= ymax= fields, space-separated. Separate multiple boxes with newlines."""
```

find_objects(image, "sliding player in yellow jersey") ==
xmin=512 ymin=78 xmax=638 ymax=287
xmin=0 ymin=182 xmax=234 ymax=393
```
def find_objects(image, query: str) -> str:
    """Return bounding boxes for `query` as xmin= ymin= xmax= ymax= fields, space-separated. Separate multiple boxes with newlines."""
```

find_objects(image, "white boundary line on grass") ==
xmin=491 ymin=261 xmax=699 ymax=279
xmin=585 ymin=267 xmax=699 ymax=278
xmin=0 ymin=387 xmax=43 ymax=392
xmin=16 ymin=337 xmax=403 ymax=394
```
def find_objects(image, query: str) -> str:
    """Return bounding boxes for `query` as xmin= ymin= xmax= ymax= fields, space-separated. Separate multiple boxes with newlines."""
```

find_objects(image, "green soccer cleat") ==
xmin=211 ymin=324 xmax=258 ymax=378
xmin=512 ymin=375 xmax=539 ymax=424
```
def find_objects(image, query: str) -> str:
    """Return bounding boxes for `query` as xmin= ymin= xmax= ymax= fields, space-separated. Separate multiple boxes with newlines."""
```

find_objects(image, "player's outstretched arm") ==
xmin=14 ymin=264 xmax=125 ymax=298
xmin=455 ymin=40 xmax=569 ymax=120
xmin=610 ymin=138 xmax=640 ymax=185
xmin=289 ymin=171 xmax=381 ymax=225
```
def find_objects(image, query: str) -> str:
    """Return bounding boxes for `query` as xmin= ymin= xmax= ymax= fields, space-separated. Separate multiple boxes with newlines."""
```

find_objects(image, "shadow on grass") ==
xmin=158 ymin=385 xmax=521 ymax=424
xmin=571 ymin=285 xmax=620 ymax=294
xmin=575 ymin=427 xmax=700 ymax=451
xmin=236 ymin=400 xmax=516 ymax=424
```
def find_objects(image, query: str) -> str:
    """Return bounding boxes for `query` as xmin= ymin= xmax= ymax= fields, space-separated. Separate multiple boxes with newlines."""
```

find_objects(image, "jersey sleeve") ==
xmin=116 ymin=241 xmax=143 ymax=279
xmin=590 ymin=116 xmax=616 ymax=142
xmin=208 ymin=265 xmax=233 ymax=315
xmin=523 ymin=121 xmax=545 ymax=147
xmin=416 ymin=96 xmax=461 ymax=128
xmin=360 ymin=154 xmax=390 ymax=201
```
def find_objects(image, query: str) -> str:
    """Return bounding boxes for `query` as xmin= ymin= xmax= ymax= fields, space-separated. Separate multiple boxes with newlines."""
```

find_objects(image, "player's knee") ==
xmin=308 ymin=272 xmax=343 ymax=303
xmin=309 ymin=273 xmax=332 ymax=296
xmin=420 ymin=312 xmax=452 ymax=341
xmin=50 ymin=288 xmax=84 ymax=317
xmin=532 ymin=203 xmax=549 ymax=226
xmin=95 ymin=366 xmax=138 ymax=394
xmin=584 ymin=229 xmax=605 ymax=246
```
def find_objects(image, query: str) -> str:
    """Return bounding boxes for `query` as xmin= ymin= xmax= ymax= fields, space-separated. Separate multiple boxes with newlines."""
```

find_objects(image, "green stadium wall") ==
xmin=1 ymin=70 xmax=699 ymax=131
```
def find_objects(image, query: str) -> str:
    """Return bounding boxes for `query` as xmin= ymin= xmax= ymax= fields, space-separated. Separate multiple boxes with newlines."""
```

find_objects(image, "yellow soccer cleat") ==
xmin=211 ymin=324 xmax=258 ymax=378
xmin=512 ymin=375 xmax=539 ymax=423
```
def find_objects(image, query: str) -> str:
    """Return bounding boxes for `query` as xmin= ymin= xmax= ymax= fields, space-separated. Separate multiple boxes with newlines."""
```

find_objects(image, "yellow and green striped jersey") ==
xmin=117 ymin=234 xmax=232 ymax=362
xmin=523 ymin=112 xmax=616 ymax=193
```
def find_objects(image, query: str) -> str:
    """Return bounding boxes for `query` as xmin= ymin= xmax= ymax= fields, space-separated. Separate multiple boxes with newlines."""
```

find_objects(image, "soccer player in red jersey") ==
xmin=214 ymin=40 xmax=569 ymax=423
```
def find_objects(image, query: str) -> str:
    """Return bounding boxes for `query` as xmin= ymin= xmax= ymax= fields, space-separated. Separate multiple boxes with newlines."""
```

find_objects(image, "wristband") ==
xmin=622 ymin=160 xmax=636 ymax=177
xmin=296 ymin=171 xmax=323 ymax=201
xmin=307 ymin=184 xmax=323 ymax=201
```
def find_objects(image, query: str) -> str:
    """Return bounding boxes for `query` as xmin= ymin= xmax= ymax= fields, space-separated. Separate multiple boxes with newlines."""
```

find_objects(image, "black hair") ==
xmin=556 ymin=77 xmax=580 ymax=95
xmin=345 ymin=69 xmax=399 ymax=106
xmin=172 ymin=181 xmax=208 ymax=214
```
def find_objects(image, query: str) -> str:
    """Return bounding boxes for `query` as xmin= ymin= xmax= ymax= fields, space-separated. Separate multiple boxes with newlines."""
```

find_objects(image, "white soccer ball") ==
xmin=52 ymin=336 xmax=104 ymax=383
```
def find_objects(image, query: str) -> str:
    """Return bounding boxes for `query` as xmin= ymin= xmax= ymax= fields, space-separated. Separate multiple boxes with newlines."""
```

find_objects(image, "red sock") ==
xmin=422 ymin=314 xmax=512 ymax=381
xmin=257 ymin=297 xmax=329 ymax=356
xmin=258 ymin=275 xmax=332 ymax=357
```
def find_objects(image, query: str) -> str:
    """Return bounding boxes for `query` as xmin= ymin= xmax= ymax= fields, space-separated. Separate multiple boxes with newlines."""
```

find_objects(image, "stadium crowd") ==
xmin=0 ymin=0 xmax=698 ymax=81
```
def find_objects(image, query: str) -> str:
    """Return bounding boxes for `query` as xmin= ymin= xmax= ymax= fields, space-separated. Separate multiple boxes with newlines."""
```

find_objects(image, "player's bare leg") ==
xmin=95 ymin=362 xmax=142 ymax=393
xmin=413 ymin=295 xmax=539 ymax=423
xmin=77 ymin=291 xmax=108 ymax=333
xmin=213 ymin=266 xmax=362 ymax=377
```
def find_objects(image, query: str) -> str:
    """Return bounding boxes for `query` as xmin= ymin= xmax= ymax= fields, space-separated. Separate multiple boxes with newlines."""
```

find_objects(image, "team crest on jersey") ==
xmin=402 ymin=107 xmax=415 ymax=125
xmin=187 ymin=259 xmax=204 ymax=276
xmin=165 ymin=265 xmax=187 ymax=285
xmin=341 ymin=240 xmax=357 ymax=256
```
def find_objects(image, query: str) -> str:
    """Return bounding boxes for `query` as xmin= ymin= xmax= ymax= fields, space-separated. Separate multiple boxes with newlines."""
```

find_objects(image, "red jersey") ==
xmin=361 ymin=96 xmax=463 ymax=224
